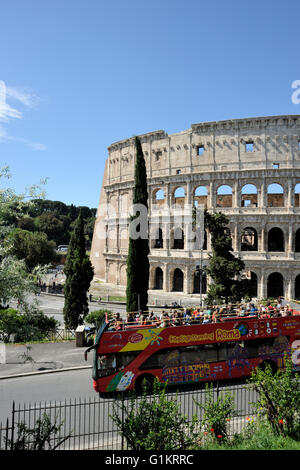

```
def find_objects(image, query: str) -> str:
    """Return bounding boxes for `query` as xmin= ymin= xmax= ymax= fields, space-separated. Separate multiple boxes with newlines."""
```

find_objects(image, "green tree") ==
xmin=7 ymin=229 xmax=57 ymax=271
xmin=204 ymin=210 xmax=251 ymax=304
xmin=0 ymin=167 xmax=50 ymax=308
xmin=36 ymin=212 xmax=66 ymax=245
xmin=63 ymin=210 xmax=94 ymax=329
xmin=126 ymin=136 xmax=150 ymax=313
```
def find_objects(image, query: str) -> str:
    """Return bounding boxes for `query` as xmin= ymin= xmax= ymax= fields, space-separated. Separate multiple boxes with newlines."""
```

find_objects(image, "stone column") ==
xmin=186 ymin=181 xmax=192 ymax=206
xmin=260 ymin=180 xmax=267 ymax=208
xmin=233 ymin=224 xmax=239 ymax=252
xmin=162 ymin=265 xmax=167 ymax=292
xmin=183 ymin=267 xmax=189 ymax=294
xmin=286 ymin=276 xmax=293 ymax=300
xmin=209 ymin=181 xmax=215 ymax=208
xmin=233 ymin=181 xmax=239 ymax=208
xmin=260 ymin=225 xmax=266 ymax=252
xmin=287 ymin=180 xmax=293 ymax=209
xmin=259 ymin=270 xmax=267 ymax=299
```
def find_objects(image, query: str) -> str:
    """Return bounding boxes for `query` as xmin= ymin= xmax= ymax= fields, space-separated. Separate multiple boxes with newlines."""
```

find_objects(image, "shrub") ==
xmin=0 ymin=308 xmax=58 ymax=343
xmin=111 ymin=380 xmax=199 ymax=450
xmin=0 ymin=308 xmax=22 ymax=343
xmin=6 ymin=412 xmax=70 ymax=450
xmin=85 ymin=309 xmax=112 ymax=329
xmin=194 ymin=383 xmax=235 ymax=445
xmin=249 ymin=356 xmax=300 ymax=439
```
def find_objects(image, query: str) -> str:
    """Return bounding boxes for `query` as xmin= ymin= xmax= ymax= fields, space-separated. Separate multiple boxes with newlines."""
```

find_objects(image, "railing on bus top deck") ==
xmin=103 ymin=306 xmax=300 ymax=333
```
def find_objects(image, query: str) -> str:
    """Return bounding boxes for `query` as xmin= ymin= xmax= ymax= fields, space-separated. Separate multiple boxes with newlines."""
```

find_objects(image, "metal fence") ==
xmin=0 ymin=382 xmax=259 ymax=450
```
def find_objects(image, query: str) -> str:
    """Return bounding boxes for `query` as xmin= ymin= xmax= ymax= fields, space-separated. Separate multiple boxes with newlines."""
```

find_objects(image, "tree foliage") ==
xmin=126 ymin=137 xmax=150 ymax=313
xmin=63 ymin=210 xmax=94 ymax=329
xmin=6 ymin=229 xmax=57 ymax=271
xmin=204 ymin=210 xmax=252 ymax=304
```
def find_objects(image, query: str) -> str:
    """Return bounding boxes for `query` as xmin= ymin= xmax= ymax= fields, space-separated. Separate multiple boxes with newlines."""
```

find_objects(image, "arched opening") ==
xmin=154 ymin=228 xmax=163 ymax=249
xmin=294 ymin=184 xmax=300 ymax=208
xmin=267 ymin=272 xmax=284 ymax=298
xmin=249 ymin=272 xmax=258 ymax=298
xmin=174 ymin=187 xmax=185 ymax=208
xmin=241 ymin=184 xmax=258 ymax=207
xmin=193 ymin=230 xmax=207 ymax=250
xmin=267 ymin=183 xmax=284 ymax=207
xmin=268 ymin=227 xmax=284 ymax=252
xmin=216 ymin=185 xmax=232 ymax=208
xmin=172 ymin=227 xmax=184 ymax=249
xmin=154 ymin=267 xmax=163 ymax=290
xmin=194 ymin=186 xmax=208 ymax=208
xmin=295 ymin=228 xmax=300 ymax=252
xmin=241 ymin=227 xmax=258 ymax=251
xmin=153 ymin=189 xmax=165 ymax=206
xmin=172 ymin=268 xmax=183 ymax=292
xmin=295 ymin=274 xmax=300 ymax=299
xmin=193 ymin=270 xmax=207 ymax=294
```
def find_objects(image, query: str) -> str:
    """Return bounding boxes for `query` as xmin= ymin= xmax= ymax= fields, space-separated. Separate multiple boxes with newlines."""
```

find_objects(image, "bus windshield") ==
xmin=96 ymin=351 xmax=141 ymax=377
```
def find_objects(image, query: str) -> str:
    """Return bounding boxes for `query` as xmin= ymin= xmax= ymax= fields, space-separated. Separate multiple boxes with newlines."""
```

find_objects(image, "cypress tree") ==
xmin=63 ymin=210 xmax=94 ymax=329
xmin=126 ymin=137 xmax=149 ymax=313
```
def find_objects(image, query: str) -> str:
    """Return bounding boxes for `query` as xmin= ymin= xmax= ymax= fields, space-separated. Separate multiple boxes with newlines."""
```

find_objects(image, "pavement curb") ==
xmin=0 ymin=365 xmax=92 ymax=380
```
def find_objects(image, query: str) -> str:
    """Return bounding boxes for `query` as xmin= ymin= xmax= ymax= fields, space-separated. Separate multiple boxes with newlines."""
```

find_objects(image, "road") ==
xmin=0 ymin=369 xmax=95 ymax=425
xmin=10 ymin=294 xmax=127 ymax=327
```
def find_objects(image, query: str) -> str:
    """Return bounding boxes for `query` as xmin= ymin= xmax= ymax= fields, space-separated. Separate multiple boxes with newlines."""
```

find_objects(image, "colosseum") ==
xmin=90 ymin=114 xmax=300 ymax=303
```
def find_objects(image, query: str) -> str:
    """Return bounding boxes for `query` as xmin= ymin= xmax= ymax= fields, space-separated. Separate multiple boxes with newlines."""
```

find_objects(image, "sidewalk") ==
xmin=0 ymin=341 xmax=91 ymax=379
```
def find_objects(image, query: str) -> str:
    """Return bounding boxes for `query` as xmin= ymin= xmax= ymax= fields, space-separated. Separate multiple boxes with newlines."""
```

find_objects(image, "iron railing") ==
xmin=1 ymin=382 xmax=259 ymax=450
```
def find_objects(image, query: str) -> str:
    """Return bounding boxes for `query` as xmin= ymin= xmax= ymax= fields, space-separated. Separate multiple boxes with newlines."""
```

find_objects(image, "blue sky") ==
xmin=0 ymin=0 xmax=299 ymax=208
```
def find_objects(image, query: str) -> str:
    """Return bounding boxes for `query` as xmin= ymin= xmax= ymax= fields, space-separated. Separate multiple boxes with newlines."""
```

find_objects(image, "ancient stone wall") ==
xmin=90 ymin=115 xmax=300 ymax=300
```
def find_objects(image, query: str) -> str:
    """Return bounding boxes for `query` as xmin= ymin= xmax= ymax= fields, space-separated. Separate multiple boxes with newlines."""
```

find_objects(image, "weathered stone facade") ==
xmin=90 ymin=115 xmax=300 ymax=300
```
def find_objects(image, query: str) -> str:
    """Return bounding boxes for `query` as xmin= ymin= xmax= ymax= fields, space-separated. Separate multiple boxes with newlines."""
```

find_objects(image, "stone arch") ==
xmin=108 ymin=194 xmax=118 ymax=217
xmin=295 ymin=184 xmax=300 ymax=208
xmin=267 ymin=272 xmax=284 ymax=298
xmin=172 ymin=268 xmax=184 ymax=292
xmin=241 ymin=227 xmax=258 ymax=251
xmin=171 ymin=227 xmax=184 ymax=249
xmin=194 ymin=185 xmax=208 ymax=208
xmin=193 ymin=229 xmax=207 ymax=250
xmin=153 ymin=227 xmax=164 ymax=249
xmin=119 ymin=227 xmax=128 ymax=250
xmin=119 ymin=192 xmax=129 ymax=215
xmin=295 ymin=274 xmax=300 ymax=299
xmin=267 ymin=227 xmax=284 ymax=252
xmin=152 ymin=188 xmax=165 ymax=204
xmin=295 ymin=228 xmax=300 ymax=252
xmin=216 ymin=184 xmax=232 ymax=207
xmin=267 ymin=183 xmax=284 ymax=207
xmin=154 ymin=267 xmax=163 ymax=290
xmin=119 ymin=264 xmax=127 ymax=285
xmin=107 ymin=262 xmax=117 ymax=284
xmin=193 ymin=270 xmax=207 ymax=294
xmin=249 ymin=271 xmax=258 ymax=298
xmin=173 ymin=186 xmax=185 ymax=208
xmin=107 ymin=228 xmax=117 ymax=250
xmin=241 ymin=184 xmax=258 ymax=207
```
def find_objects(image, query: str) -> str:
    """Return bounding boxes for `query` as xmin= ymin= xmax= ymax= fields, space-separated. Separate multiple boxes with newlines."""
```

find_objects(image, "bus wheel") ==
xmin=259 ymin=360 xmax=277 ymax=374
xmin=135 ymin=374 xmax=155 ymax=394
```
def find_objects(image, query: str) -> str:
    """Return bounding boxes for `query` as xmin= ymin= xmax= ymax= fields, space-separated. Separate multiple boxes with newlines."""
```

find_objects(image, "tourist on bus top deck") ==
xmin=108 ymin=299 xmax=296 ymax=332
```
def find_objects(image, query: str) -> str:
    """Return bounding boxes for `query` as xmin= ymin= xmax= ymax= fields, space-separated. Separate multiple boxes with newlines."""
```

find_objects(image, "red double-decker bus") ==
xmin=85 ymin=311 xmax=300 ymax=396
